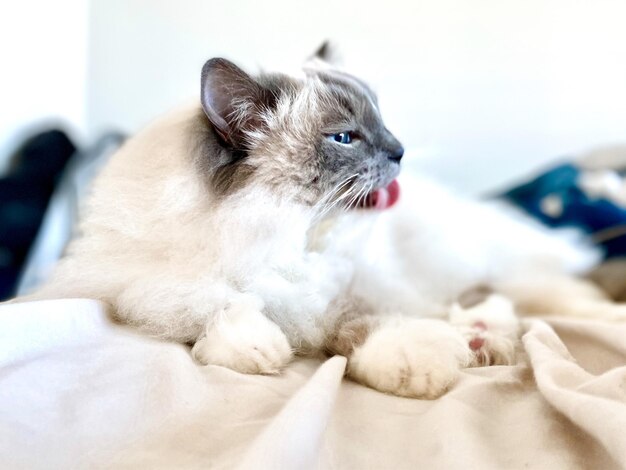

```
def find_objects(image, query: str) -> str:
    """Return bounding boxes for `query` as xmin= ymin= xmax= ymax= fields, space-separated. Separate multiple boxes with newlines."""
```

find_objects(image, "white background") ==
xmin=3 ymin=0 xmax=626 ymax=193
xmin=0 ymin=0 xmax=87 ymax=173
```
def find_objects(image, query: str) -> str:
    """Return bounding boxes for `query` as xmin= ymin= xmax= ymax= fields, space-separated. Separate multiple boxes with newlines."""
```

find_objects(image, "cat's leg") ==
xmin=33 ymin=259 xmax=294 ymax=374
xmin=496 ymin=274 xmax=626 ymax=321
xmin=450 ymin=274 xmax=626 ymax=367
xmin=589 ymin=259 xmax=626 ymax=302
xmin=326 ymin=308 xmax=473 ymax=399
xmin=112 ymin=274 xmax=293 ymax=374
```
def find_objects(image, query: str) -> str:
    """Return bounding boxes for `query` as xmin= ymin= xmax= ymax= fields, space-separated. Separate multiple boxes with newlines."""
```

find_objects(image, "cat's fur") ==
xmin=26 ymin=52 xmax=626 ymax=398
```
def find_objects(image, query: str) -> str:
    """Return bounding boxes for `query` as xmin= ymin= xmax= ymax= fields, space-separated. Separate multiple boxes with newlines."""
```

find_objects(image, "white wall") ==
xmin=0 ymin=1 xmax=87 ymax=174
xmin=4 ymin=1 xmax=626 ymax=193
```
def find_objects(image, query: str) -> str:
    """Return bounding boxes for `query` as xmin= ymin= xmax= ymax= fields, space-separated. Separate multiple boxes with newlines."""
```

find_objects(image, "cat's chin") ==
xmin=360 ymin=179 xmax=400 ymax=210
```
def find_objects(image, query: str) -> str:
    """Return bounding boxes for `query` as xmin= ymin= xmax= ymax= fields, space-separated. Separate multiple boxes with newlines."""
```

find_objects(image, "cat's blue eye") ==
xmin=329 ymin=132 xmax=353 ymax=145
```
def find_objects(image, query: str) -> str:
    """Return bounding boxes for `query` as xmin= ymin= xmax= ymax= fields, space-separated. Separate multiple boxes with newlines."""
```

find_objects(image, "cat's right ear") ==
xmin=201 ymin=58 xmax=268 ymax=147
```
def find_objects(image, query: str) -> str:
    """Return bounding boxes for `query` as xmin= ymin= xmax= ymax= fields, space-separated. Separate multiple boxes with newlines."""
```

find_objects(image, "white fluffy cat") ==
xmin=24 ymin=51 xmax=625 ymax=399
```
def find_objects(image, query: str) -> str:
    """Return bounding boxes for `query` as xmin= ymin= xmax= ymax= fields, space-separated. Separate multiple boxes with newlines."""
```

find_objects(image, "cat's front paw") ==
xmin=463 ymin=323 xmax=517 ymax=366
xmin=347 ymin=318 xmax=473 ymax=399
xmin=191 ymin=300 xmax=292 ymax=375
xmin=449 ymin=294 xmax=520 ymax=367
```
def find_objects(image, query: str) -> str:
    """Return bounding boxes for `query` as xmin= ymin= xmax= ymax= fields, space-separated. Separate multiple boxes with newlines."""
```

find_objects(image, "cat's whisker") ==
xmin=319 ymin=175 xmax=357 ymax=208
xmin=313 ymin=190 xmax=346 ymax=222
xmin=328 ymin=182 xmax=361 ymax=211
xmin=316 ymin=193 xmax=353 ymax=221
xmin=326 ymin=174 xmax=359 ymax=202
xmin=356 ymin=181 xmax=374 ymax=208
xmin=315 ymin=192 xmax=350 ymax=221
xmin=315 ymin=176 xmax=376 ymax=221
xmin=313 ymin=174 xmax=359 ymax=221
xmin=345 ymin=183 xmax=368 ymax=210
xmin=345 ymin=187 xmax=359 ymax=209
xmin=313 ymin=176 xmax=354 ymax=213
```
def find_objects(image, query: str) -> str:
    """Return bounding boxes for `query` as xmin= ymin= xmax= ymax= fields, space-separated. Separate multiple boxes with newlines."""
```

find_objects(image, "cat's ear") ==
xmin=312 ymin=41 xmax=334 ymax=62
xmin=201 ymin=58 xmax=270 ymax=147
xmin=304 ymin=41 xmax=340 ymax=74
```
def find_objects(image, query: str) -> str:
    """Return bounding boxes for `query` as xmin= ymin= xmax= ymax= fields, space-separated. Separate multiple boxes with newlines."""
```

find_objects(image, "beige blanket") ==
xmin=1 ymin=299 xmax=625 ymax=469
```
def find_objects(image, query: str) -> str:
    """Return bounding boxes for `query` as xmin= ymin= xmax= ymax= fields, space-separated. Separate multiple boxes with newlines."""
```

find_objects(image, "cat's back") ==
xmin=81 ymin=104 xmax=215 ymax=239
xmin=32 ymin=104 xmax=220 ymax=300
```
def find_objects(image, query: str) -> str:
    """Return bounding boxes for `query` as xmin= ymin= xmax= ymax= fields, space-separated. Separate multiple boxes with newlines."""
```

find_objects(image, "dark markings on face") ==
xmin=198 ymin=57 xmax=403 ymax=209
xmin=191 ymin=110 xmax=256 ymax=197
xmin=312 ymin=71 xmax=404 ymax=203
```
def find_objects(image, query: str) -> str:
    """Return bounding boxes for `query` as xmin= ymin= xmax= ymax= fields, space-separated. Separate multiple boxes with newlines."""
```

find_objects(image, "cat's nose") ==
xmin=388 ymin=146 xmax=404 ymax=163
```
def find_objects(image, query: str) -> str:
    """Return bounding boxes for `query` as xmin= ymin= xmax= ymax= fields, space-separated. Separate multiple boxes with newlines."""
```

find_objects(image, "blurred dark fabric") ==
xmin=0 ymin=130 xmax=76 ymax=300
xmin=502 ymin=163 xmax=626 ymax=260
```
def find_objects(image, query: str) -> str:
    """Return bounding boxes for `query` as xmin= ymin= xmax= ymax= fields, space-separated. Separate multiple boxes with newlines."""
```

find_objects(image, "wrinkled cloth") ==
xmin=1 ymin=299 xmax=625 ymax=469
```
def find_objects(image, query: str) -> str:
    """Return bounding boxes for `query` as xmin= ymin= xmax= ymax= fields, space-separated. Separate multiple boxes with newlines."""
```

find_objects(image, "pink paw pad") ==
xmin=468 ymin=321 xmax=487 ymax=352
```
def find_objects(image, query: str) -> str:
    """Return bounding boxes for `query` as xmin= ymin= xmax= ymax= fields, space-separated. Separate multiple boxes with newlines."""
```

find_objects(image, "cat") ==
xmin=24 ymin=47 xmax=626 ymax=399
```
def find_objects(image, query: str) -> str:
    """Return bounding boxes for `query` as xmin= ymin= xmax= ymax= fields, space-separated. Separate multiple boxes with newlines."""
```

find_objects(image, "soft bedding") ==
xmin=1 ymin=299 xmax=626 ymax=469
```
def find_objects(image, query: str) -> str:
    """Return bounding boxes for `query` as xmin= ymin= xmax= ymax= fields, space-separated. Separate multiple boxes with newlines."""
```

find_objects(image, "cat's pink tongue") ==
xmin=363 ymin=179 xmax=400 ymax=210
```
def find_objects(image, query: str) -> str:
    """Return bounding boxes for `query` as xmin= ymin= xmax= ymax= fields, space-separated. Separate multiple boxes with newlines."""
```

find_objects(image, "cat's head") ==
xmin=199 ymin=49 xmax=403 ymax=214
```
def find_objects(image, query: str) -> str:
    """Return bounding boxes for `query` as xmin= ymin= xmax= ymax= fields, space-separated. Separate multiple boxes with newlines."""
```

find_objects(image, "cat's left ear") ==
xmin=201 ymin=58 xmax=272 ymax=148
xmin=304 ymin=41 xmax=340 ymax=72
xmin=312 ymin=41 xmax=334 ymax=62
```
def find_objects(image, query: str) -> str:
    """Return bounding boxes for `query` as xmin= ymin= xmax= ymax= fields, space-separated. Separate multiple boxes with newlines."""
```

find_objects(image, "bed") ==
xmin=1 ymin=298 xmax=625 ymax=469
xmin=4 ymin=139 xmax=626 ymax=469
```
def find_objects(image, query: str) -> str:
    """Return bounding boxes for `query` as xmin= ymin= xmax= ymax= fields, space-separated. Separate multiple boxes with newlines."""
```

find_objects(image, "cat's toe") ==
xmin=347 ymin=318 xmax=472 ymax=399
xmin=467 ymin=328 xmax=517 ymax=366
xmin=362 ymin=351 xmax=462 ymax=399
xmin=449 ymin=294 xmax=520 ymax=367
xmin=192 ymin=333 xmax=292 ymax=374
xmin=191 ymin=303 xmax=293 ymax=374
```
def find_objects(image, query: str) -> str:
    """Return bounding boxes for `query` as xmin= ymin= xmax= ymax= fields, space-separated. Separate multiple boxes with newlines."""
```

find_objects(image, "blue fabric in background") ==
xmin=502 ymin=163 xmax=626 ymax=259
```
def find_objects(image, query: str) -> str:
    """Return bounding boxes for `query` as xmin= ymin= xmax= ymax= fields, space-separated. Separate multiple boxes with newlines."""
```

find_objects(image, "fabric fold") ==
xmin=2 ymin=299 xmax=626 ymax=469
xmin=237 ymin=355 xmax=347 ymax=470
xmin=524 ymin=320 xmax=626 ymax=466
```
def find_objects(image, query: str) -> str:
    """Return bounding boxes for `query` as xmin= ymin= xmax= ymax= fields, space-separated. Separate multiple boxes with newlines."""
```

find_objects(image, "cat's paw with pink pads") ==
xmin=450 ymin=294 xmax=520 ymax=366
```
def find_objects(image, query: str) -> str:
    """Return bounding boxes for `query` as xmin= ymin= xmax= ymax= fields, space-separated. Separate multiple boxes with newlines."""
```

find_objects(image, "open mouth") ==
xmin=359 ymin=179 xmax=400 ymax=210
